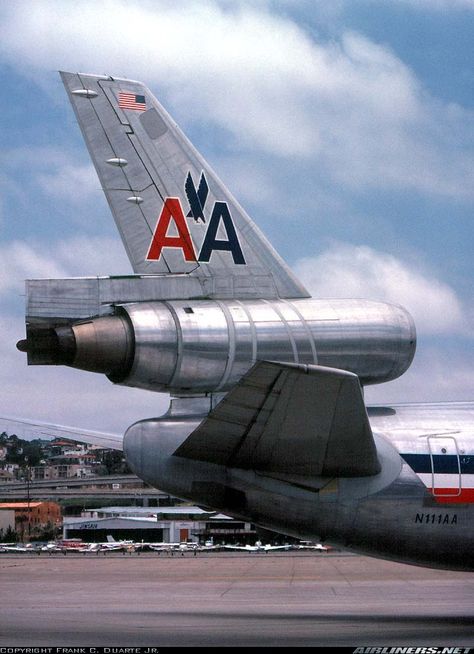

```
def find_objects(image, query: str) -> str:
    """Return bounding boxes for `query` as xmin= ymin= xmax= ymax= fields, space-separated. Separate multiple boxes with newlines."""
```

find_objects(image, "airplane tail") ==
xmin=60 ymin=72 xmax=309 ymax=300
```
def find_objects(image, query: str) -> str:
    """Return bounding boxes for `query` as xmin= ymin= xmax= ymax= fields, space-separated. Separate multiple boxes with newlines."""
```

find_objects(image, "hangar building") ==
xmin=63 ymin=506 xmax=257 ymax=544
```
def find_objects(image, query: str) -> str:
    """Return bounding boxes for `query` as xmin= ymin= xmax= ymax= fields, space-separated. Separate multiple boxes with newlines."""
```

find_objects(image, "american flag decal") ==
xmin=118 ymin=92 xmax=146 ymax=111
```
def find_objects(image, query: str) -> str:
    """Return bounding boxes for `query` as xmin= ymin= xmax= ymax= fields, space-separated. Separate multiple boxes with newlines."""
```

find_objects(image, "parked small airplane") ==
xmin=0 ymin=543 xmax=31 ymax=553
xmin=147 ymin=542 xmax=178 ymax=553
xmin=198 ymin=539 xmax=222 ymax=551
xmin=295 ymin=541 xmax=331 ymax=552
xmin=224 ymin=541 xmax=291 ymax=553
xmin=146 ymin=540 xmax=226 ymax=553
xmin=149 ymin=541 xmax=199 ymax=552
xmin=40 ymin=542 xmax=66 ymax=553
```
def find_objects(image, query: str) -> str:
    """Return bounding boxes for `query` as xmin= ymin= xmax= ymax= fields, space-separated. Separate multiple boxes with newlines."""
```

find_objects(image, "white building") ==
xmin=63 ymin=506 xmax=256 ymax=544
xmin=0 ymin=509 xmax=15 ymax=538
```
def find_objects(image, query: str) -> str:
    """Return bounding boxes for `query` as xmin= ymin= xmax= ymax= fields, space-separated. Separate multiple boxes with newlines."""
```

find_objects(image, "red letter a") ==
xmin=146 ymin=198 xmax=197 ymax=261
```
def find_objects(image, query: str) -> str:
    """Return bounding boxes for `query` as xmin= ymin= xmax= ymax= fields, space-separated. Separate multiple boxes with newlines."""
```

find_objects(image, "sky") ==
xmin=0 ymin=0 xmax=472 ymax=435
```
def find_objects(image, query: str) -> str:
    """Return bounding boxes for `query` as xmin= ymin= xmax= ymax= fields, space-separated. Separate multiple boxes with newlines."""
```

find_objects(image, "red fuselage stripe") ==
xmin=430 ymin=488 xmax=474 ymax=504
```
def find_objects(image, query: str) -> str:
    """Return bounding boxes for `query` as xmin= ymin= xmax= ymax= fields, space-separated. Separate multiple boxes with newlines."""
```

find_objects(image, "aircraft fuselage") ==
xmin=124 ymin=402 xmax=474 ymax=570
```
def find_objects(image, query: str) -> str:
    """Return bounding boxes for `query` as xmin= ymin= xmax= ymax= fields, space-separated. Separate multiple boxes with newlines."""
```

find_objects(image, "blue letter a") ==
xmin=198 ymin=202 xmax=246 ymax=264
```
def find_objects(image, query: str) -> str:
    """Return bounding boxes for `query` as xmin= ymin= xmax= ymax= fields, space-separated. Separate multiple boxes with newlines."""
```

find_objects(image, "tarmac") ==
xmin=0 ymin=551 xmax=473 ymax=647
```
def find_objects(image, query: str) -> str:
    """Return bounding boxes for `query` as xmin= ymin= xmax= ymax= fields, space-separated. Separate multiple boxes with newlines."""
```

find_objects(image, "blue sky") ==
xmin=0 ymin=0 xmax=472 ymax=434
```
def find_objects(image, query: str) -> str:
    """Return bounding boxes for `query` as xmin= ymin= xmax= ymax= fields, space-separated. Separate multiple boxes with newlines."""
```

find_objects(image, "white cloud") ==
xmin=53 ymin=236 xmax=131 ymax=277
xmin=0 ymin=1 xmax=473 ymax=199
xmin=0 ymin=242 xmax=66 ymax=294
xmin=0 ymin=146 xmax=99 ymax=203
xmin=365 ymin=342 xmax=474 ymax=404
xmin=294 ymin=243 xmax=468 ymax=335
xmin=36 ymin=164 xmax=98 ymax=203
xmin=0 ymin=237 xmax=131 ymax=295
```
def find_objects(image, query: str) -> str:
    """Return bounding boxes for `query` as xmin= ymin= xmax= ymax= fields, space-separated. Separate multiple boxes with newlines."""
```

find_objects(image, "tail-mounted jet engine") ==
xmin=19 ymin=297 xmax=415 ymax=395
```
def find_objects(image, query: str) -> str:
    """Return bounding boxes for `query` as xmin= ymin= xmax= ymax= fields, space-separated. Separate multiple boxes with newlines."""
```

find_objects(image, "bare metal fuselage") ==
xmin=124 ymin=401 xmax=474 ymax=571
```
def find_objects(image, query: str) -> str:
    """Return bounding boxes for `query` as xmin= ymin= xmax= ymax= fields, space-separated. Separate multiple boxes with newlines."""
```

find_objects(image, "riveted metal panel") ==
xmin=167 ymin=300 xmax=229 ymax=392
xmin=121 ymin=302 xmax=178 ymax=389
xmin=25 ymin=275 xmax=207 ymax=322
xmin=246 ymin=301 xmax=295 ymax=365
xmin=225 ymin=301 xmax=255 ymax=382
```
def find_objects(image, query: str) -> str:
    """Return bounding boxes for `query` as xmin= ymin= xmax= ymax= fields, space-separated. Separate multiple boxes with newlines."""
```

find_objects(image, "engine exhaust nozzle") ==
xmin=17 ymin=314 xmax=134 ymax=380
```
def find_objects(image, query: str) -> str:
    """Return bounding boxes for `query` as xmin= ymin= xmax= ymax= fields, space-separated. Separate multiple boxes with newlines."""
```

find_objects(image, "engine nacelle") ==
xmin=19 ymin=297 xmax=415 ymax=393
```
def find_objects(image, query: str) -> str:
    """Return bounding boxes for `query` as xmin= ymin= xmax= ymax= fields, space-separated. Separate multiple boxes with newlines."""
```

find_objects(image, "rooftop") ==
xmin=0 ymin=502 xmax=45 ymax=509
xmin=84 ymin=506 xmax=235 ymax=520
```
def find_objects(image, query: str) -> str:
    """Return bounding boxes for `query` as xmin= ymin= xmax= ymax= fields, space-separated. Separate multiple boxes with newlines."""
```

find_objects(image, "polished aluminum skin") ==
xmin=124 ymin=399 xmax=474 ymax=571
xmin=24 ymin=297 xmax=415 ymax=393
xmin=122 ymin=298 xmax=415 ymax=392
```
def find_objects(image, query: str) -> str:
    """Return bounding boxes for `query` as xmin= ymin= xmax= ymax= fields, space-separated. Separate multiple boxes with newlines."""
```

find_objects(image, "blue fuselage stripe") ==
xmin=401 ymin=453 xmax=474 ymax=474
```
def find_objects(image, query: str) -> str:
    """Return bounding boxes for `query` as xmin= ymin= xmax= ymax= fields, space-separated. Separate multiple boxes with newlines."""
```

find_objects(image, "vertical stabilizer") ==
xmin=60 ymin=72 xmax=309 ymax=299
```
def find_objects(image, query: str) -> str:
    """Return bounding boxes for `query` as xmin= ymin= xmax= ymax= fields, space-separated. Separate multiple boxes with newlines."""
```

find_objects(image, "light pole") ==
xmin=25 ymin=456 xmax=31 ymax=541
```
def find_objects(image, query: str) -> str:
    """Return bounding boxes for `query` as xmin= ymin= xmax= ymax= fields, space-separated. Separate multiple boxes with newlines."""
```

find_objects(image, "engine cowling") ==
xmin=19 ymin=297 xmax=416 ymax=394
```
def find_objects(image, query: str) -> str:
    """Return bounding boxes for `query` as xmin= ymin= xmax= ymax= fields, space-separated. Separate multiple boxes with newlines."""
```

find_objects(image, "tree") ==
xmin=100 ymin=450 xmax=131 ymax=474
xmin=0 ymin=526 xmax=17 ymax=543
xmin=5 ymin=436 xmax=42 ymax=467
xmin=35 ymin=521 xmax=60 ymax=541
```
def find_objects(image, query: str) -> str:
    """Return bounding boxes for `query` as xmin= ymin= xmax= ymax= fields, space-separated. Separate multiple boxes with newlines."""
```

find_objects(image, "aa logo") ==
xmin=146 ymin=172 xmax=245 ymax=264
xmin=185 ymin=171 xmax=208 ymax=223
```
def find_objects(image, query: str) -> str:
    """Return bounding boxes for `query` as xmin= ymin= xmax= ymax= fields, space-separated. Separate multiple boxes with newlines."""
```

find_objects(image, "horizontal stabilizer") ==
xmin=174 ymin=361 xmax=381 ymax=477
